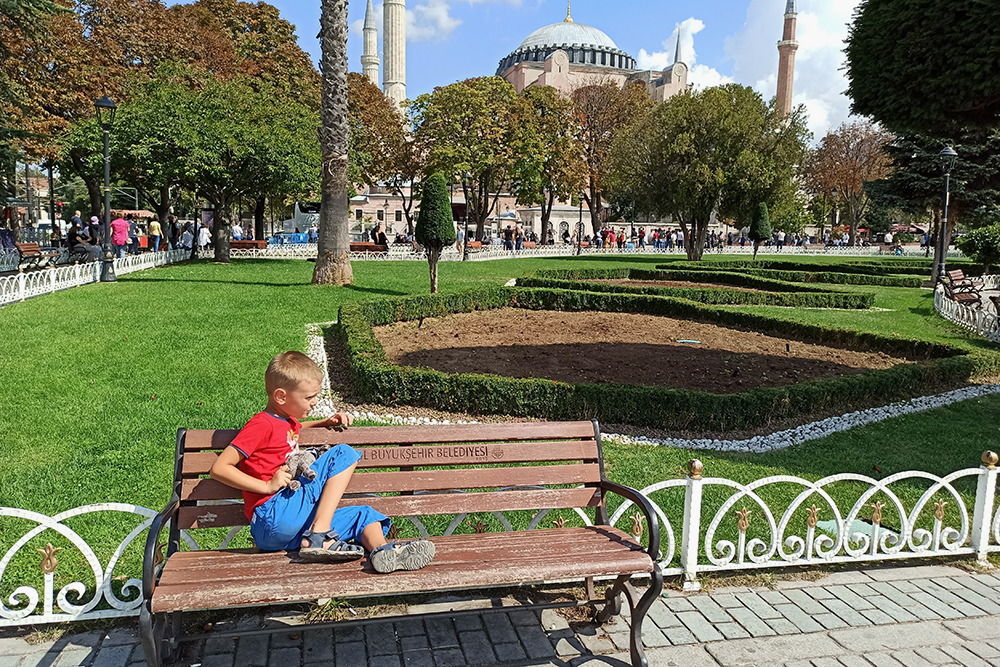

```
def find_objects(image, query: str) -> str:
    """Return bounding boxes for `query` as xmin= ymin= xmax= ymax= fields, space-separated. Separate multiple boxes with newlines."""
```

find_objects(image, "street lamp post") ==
xmin=937 ymin=146 xmax=959 ymax=283
xmin=190 ymin=202 xmax=201 ymax=261
xmin=95 ymin=96 xmax=117 ymax=282
xmin=462 ymin=171 xmax=472 ymax=261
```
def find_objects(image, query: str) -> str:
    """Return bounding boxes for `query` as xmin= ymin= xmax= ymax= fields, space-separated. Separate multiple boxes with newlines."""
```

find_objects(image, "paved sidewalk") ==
xmin=3 ymin=563 xmax=1000 ymax=667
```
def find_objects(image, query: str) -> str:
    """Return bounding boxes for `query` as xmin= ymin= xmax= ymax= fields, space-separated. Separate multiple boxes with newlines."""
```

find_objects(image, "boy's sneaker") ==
xmin=370 ymin=539 xmax=436 ymax=573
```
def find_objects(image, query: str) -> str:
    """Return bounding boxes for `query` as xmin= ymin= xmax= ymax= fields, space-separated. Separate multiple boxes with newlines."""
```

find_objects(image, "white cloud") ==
xmin=351 ymin=0 xmax=462 ymax=42
xmin=725 ymin=0 xmax=862 ymax=140
xmin=636 ymin=17 xmax=733 ymax=91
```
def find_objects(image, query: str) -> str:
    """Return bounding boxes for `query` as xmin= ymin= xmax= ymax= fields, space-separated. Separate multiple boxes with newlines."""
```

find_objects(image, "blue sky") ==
xmin=254 ymin=0 xmax=861 ymax=139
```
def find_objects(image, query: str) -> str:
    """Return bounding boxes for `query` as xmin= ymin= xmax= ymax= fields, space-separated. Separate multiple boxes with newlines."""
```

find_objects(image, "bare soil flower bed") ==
xmin=374 ymin=309 xmax=907 ymax=394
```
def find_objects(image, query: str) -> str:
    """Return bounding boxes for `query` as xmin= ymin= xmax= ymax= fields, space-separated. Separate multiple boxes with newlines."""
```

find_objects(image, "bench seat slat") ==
xmin=180 ymin=464 xmax=601 ymax=501
xmin=181 ymin=440 xmax=600 ymax=477
xmin=181 ymin=422 xmax=596 ymax=451
xmin=176 ymin=487 xmax=602 ymax=529
xmin=151 ymin=527 xmax=649 ymax=613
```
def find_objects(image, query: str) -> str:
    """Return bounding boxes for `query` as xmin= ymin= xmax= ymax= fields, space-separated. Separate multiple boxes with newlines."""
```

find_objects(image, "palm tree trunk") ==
xmin=313 ymin=0 xmax=353 ymax=286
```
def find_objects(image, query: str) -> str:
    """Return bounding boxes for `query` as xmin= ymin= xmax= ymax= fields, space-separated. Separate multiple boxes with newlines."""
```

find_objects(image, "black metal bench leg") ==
xmin=627 ymin=566 xmax=664 ymax=667
xmin=139 ymin=601 xmax=163 ymax=667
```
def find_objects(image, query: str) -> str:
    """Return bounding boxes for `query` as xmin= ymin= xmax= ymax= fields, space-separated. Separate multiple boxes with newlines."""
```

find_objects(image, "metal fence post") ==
xmin=17 ymin=271 xmax=26 ymax=301
xmin=972 ymin=451 xmax=998 ymax=563
xmin=680 ymin=459 xmax=704 ymax=591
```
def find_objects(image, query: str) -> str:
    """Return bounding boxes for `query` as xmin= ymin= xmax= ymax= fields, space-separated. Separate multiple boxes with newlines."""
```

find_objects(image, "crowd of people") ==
xmin=54 ymin=210 xmax=229 ymax=262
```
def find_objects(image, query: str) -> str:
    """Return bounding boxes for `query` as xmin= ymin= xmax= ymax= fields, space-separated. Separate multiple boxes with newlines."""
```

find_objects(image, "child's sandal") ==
xmin=370 ymin=539 xmax=436 ymax=573
xmin=299 ymin=529 xmax=365 ymax=563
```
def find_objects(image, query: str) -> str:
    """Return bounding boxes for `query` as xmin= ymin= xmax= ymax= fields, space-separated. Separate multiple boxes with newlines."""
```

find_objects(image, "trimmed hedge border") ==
xmin=336 ymin=286 xmax=992 ymax=433
xmin=518 ymin=269 xmax=875 ymax=309
xmin=655 ymin=262 xmax=924 ymax=287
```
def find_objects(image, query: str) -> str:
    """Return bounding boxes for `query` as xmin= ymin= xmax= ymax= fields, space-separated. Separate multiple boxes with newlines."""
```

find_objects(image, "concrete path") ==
xmin=4 ymin=564 xmax=1000 ymax=667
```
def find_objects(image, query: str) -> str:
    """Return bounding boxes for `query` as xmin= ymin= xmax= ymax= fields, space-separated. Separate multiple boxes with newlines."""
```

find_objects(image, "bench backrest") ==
xmin=948 ymin=269 xmax=967 ymax=282
xmin=16 ymin=242 xmax=42 ymax=255
xmin=173 ymin=421 xmax=605 ymax=531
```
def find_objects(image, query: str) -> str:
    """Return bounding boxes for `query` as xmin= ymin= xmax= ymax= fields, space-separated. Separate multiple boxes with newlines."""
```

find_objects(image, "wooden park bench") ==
xmin=15 ymin=242 xmax=59 ymax=270
xmin=947 ymin=269 xmax=985 ymax=295
xmin=943 ymin=280 xmax=981 ymax=308
xmin=141 ymin=421 xmax=661 ymax=667
xmin=350 ymin=242 xmax=388 ymax=253
xmin=466 ymin=240 xmax=483 ymax=249
xmin=990 ymin=295 xmax=1000 ymax=316
xmin=229 ymin=239 xmax=267 ymax=250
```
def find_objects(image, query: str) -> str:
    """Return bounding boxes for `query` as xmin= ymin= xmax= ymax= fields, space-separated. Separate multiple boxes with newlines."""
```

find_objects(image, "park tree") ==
xmin=801 ymin=120 xmax=893 ymax=248
xmin=748 ymin=203 xmax=771 ymax=260
xmin=517 ymin=86 xmax=586 ymax=244
xmin=413 ymin=76 xmax=539 ymax=241
xmin=313 ymin=0 xmax=353 ymax=285
xmin=845 ymin=0 xmax=1000 ymax=137
xmin=611 ymin=84 xmax=808 ymax=260
xmin=572 ymin=81 xmax=652 ymax=236
xmin=957 ymin=226 xmax=1000 ymax=274
xmin=415 ymin=172 xmax=456 ymax=293
xmin=348 ymin=72 xmax=423 ymax=234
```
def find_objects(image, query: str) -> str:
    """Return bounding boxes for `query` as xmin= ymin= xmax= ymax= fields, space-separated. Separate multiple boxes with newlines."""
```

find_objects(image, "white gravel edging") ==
xmin=304 ymin=321 xmax=1000 ymax=452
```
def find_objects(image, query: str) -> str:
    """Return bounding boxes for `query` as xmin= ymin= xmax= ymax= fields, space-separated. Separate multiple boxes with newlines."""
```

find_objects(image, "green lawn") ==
xmin=0 ymin=255 xmax=997 ymax=603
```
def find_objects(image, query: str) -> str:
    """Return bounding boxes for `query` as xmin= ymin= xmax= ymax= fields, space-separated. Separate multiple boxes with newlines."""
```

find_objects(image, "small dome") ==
xmin=517 ymin=22 xmax=619 ymax=51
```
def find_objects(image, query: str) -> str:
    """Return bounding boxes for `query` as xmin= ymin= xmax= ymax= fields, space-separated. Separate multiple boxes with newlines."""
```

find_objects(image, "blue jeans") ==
xmin=114 ymin=244 xmax=128 ymax=258
xmin=129 ymin=238 xmax=139 ymax=255
xmin=149 ymin=236 xmax=160 ymax=253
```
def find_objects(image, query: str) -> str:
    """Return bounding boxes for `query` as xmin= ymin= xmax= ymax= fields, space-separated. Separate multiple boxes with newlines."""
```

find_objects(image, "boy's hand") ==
xmin=310 ymin=412 xmax=354 ymax=431
xmin=266 ymin=465 xmax=292 ymax=493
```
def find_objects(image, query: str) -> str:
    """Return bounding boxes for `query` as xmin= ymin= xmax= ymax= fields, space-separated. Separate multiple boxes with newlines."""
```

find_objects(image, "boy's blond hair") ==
xmin=265 ymin=351 xmax=323 ymax=395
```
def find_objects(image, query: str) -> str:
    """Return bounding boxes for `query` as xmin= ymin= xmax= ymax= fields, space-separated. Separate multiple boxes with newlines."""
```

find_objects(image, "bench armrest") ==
xmin=143 ymin=495 xmax=179 ymax=600
xmin=600 ymin=481 xmax=661 ymax=562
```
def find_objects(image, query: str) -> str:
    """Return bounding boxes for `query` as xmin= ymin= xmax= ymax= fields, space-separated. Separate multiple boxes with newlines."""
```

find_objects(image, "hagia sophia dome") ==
xmin=495 ymin=12 xmax=637 ymax=76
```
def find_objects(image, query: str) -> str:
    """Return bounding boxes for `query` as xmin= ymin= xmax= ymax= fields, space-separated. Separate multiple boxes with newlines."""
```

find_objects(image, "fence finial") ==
xmin=982 ymin=451 xmax=998 ymax=470
xmin=687 ymin=459 xmax=703 ymax=479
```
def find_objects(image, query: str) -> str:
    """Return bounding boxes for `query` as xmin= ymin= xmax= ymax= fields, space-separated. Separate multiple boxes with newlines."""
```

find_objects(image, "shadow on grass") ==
xmin=344 ymin=285 xmax=408 ymax=296
xmin=125 ymin=277 xmax=308 ymax=287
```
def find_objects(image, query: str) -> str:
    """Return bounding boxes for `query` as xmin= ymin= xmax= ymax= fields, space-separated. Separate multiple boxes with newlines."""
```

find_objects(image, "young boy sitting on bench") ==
xmin=211 ymin=351 xmax=435 ymax=572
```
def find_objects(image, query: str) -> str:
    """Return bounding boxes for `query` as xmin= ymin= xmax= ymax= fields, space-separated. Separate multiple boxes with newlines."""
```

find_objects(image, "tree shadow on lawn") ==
xmin=393 ymin=342 xmax=885 ymax=393
xmin=344 ymin=285 xmax=408 ymax=296
xmin=126 ymin=277 xmax=308 ymax=288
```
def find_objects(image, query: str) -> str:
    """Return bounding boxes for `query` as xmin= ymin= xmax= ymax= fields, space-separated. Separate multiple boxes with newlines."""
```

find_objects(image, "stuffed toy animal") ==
xmin=285 ymin=446 xmax=327 ymax=491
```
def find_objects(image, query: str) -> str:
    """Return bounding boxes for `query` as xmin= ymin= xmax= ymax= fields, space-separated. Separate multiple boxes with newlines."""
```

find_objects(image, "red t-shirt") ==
xmin=230 ymin=412 xmax=302 ymax=520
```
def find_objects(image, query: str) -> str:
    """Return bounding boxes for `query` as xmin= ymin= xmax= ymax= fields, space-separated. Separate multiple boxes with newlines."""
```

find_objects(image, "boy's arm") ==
xmin=210 ymin=446 xmax=290 ymax=494
xmin=302 ymin=412 xmax=354 ymax=429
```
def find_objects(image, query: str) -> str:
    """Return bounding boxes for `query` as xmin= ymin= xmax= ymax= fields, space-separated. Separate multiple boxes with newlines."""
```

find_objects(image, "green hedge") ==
xmin=517 ymin=276 xmax=875 ymax=309
xmin=337 ymin=287 xmax=985 ymax=433
xmin=655 ymin=263 xmax=923 ymax=287
xmin=665 ymin=258 xmax=931 ymax=279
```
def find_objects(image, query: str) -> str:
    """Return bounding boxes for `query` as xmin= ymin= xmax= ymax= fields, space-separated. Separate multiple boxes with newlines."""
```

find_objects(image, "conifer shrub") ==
xmin=748 ymin=203 xmax=772 ymax=260
xmin=415 ymin=172 xmax=457 ymax=293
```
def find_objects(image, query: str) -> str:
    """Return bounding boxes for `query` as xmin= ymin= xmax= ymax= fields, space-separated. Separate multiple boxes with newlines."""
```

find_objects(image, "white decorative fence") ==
xmin=933 ymin=276 xmax=1000 ymax=344
xmin=1 ymin=248 xmax=18 ymax=272
xmin=4 ymin=453 xmax=1000 ymax=624
xmin=0 ymin=249 xmax=190 ymax=307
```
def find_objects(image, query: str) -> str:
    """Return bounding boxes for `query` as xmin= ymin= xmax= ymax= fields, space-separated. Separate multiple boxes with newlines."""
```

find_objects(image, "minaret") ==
xmin=383 ymin=0 xmax=406 ymax=107
xmin=775 ymin=0 xmax=798 ymax=118
xmin=673 ymin=26 xmax=683 ymax=64
xmin=361 ymin=0 xmax=379 ymax=86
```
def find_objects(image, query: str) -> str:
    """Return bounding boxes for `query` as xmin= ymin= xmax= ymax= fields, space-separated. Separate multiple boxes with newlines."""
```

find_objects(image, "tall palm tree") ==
xmin=312 ymin=0 xmax=353 ymax=285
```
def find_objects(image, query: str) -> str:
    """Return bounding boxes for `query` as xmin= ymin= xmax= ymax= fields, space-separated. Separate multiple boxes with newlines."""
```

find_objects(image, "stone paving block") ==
xmin=663 ymin=597 xmax=695 ymax=613
xmin=728 ymin=607 xmax=777 ymax=637
xmin=303 ymin=628 xmax=334 ymax=663
xmin=912 ymin=646 xmax=955 ymax=665
xmin=891 ymin=581 xmax=924 ymax=594
xmin=552 ymin=636 xmax=585 ymax=658
xmin=578 ymin=632 xmax=616 ymax=655
xmin=715 ymin=623 xmax=751 ymax=640
xmin=432 ymin=647 xmax=466 ymax=667
xmin=705 ymin=633 xmax=844 ymax=666
xmin=819 ymin=598 xmax=874 ymax=627
xmin=395 ymin=618 xmax=427 ymax=637
xmin=367 ymin=622 xmax=399 ymax=654
xmin=690 ymin=595 xmax=733 ymax=623
xmin=784 ymin=589 xmax=830 ymax=615
xmin=452 ymin=615 xmax=483 ymax=633
xmin=759 ymin=591 xmax=790 ymax=605
xmin=940 ymin=645 xmax=991 ymax=667
xmin=269 ymin=648 xmax=300 ymax=667
xmin=863 ymin=566 xmax=965 ymax=582
xmin=507 ymin=609 xmax=537 ymax=626
xmin=908 ymin=593 xmax=964 ymax=620
xmin=425 ymin=618 xmax=459 ymax=648
xmin=459 ymin=630 xmax=497 ymax=665
xmin=713 ymin=594 xmax=743 ymax=609
xmin=102 ymin=629 xmax=139 ymax=647
xmin=829 ymin=622 xmax=963 ymax=652
xmin=847 ymin=583 xmax=879 ymax=597
xmin=400 ymin=635 xmax=429 ymax=651
xmin=906 ymin=602 xmax=946 ymax=622
xmin=782 ymin=661 xmax=812 ymax=667
xmin=866 ymin=652 xmax=905 ymax=667
xmin=814 ymin=614 xmax=850 ymax=630
xmin=952 ymin=579 xmax=1000 ymax=606
xmin=838 ymin=657 xmax=875 ymax=667
xmin=607 ymin=632 xmax=631 ymax=651
xmin=871 ymin=582 xmax=918 ymax=604
xmin=205 ymin=635 xmax=238 ymax=655
xmin=860 ymin=609 xmax=897 ymax=625
xmin=540 ymin=608 xmax=570 ymax=632
xmin=17 ymin=653 xmax=60 ymax=667
xmin=0 ymin=638 xmax=48 ymax=656
xmin=91 ymin=645 xmax=134 ymax=667
xmin=965 ymin=643 xmax=1000 ymax=660
xmin=947 ymin=617 xmax=1000 ymax=641
xmin=888 ymin=649 xmax=935 ymax=667
xmin=810 ymin=658 xmax=842 ymax=667
xmin=53 ymin=648 xmax=93 ymax=666
xmin=336 ymin=625 xmax=365 ymax=643
xmin=949 ymin=602 xmax=988 ymax=618
xmin=483 ymin=612 xmax=518 ymax=644
xmin=807 ymin=587 xmax=838 ymax=600
xmin=0 ymin=656 xmax=24 ymax=667
xmin=828 ymin=585 xmax=877 ymax=610
xmin=640 ymin=624 xmax=671 ymax=648
xmin=734 ymin=593 xmax=782 ymax=619
xmin=271 ymin=630 xmax=303 ymax=649
xmin=866 ymin=596 xmax=920 ymax=623
xmin=369 ymin=655 xmax=402 ymax=667
xmin=492 ymin=643 xmax=526 ymax=662
xmin=676 ymin=611 xmax=723 ymax=642
xmin=765 ymin=617 xmax=800 ymax=636
xmin=647 ymin=600 xmax=682 ymax=629
xmin=62 ymin=631 xmax=103 ymax=650
xmin=200 ymin=655 xmax=234 ymax=667
xmin=401 ymin=650 xmax=434 ymax=667
xmin=660 ymin=625 xmax=696 ymax=646
xmin=644 ymin=644 xmax=722 ymax=667
xmin=516 ymin=626 xmax=557 ymax=659
xmin=915 ymin=581 xmax=966 ymax=606
xmin=335 ymin=641 xmax=367 ymax=667
xmin=774 ymin=603 xmax=824 ymax=633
